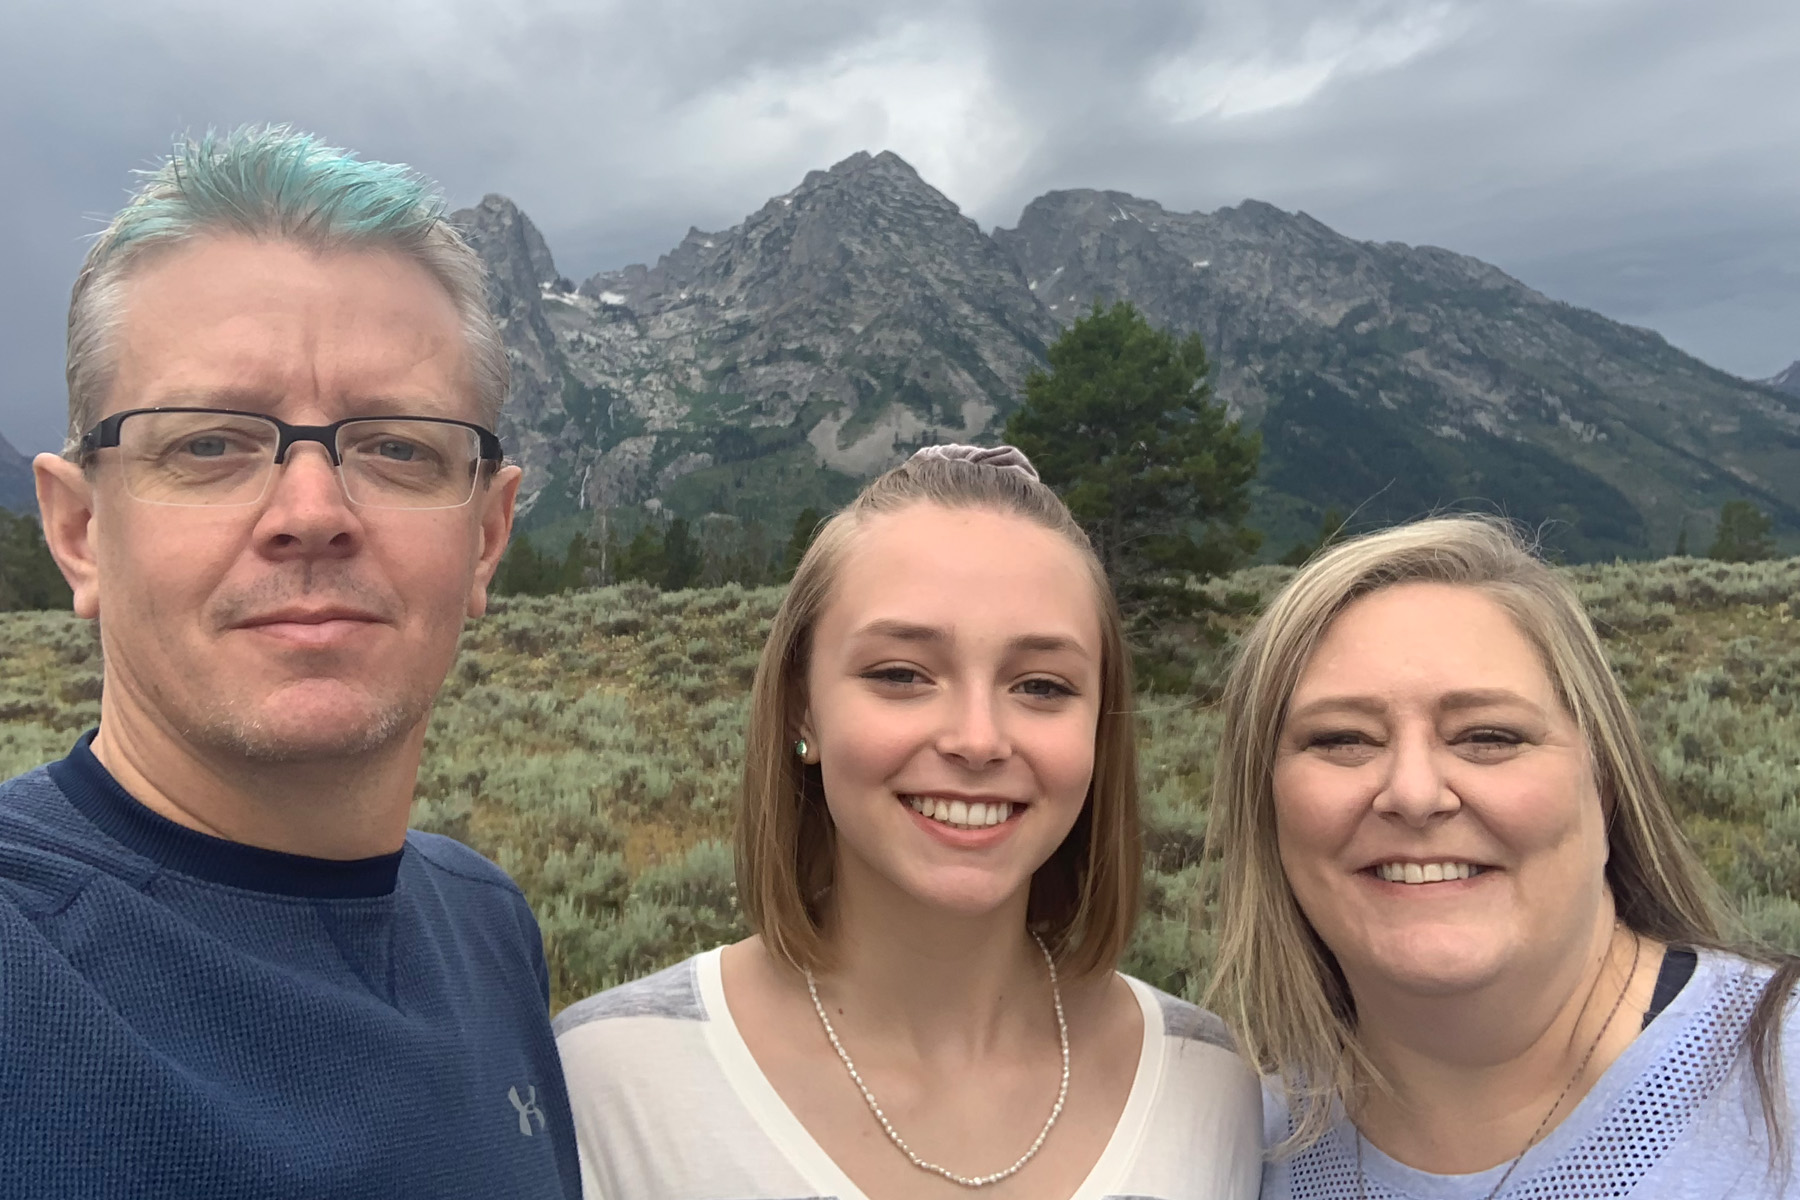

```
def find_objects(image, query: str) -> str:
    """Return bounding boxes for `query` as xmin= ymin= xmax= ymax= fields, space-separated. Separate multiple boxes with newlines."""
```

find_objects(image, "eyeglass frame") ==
xmin=77 ymin=406 xmax=507 ymax=508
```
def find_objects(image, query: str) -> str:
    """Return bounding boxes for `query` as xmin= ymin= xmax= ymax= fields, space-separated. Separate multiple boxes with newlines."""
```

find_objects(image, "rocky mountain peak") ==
xmin=472 ymin=152 xmax=1798 ymax=559
xmin=453 ymin=194 xmax=563 ymax=296
xmin=494 ymin=150 xmax=1062 ymax=519
xmin=448 ymin=195 xmax=571 ymax=453
xmin=575 ymin=145 xmax=1050 ymax=382
xmin=1767 ymin=361 xmax=1800 ymax=397
xmin=585 ymin=148 xmax=988 ymax=315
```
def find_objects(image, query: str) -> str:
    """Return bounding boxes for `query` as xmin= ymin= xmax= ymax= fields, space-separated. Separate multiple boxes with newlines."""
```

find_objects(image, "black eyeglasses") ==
xmin=79 ymin=408 xmax=505 ymax=510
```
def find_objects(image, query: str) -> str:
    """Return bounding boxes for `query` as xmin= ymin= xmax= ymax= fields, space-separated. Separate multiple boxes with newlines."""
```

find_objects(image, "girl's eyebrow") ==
xmin=852 ymin=619 xmax=944 ymax=644
xmin=1010 ymin=633 xmax=1089 ymax=658
xmin=850 ymin=620 xmax=1091 ymax=659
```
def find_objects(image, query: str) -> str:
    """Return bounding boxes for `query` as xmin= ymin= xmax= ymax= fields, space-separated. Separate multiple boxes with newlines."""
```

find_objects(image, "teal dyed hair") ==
xmin=65 ymin=126 xmax=507 ymax=451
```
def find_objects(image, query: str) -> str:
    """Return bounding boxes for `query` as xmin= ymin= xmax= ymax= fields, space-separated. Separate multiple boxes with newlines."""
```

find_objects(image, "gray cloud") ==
xmin=5 ymin=0 xmax=1798 ymax=452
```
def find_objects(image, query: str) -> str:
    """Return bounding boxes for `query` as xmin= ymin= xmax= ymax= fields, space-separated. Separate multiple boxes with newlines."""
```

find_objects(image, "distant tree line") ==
xmin=493 ymin=507 xmax=824 ymax=597
xmin=0 ymin=509 xmax=73 ymax=612
xmin=1702 ymin=500 xmax=1778 ymax=563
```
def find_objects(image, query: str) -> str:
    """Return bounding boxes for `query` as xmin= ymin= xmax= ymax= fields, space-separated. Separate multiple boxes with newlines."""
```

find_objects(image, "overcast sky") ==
xmin=5 ymin=0 xmax=1798 ymax=453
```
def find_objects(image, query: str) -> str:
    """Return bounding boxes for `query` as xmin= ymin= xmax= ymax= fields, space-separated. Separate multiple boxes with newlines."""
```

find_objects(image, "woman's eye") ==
xmin=863 ymin=667 xmax=923 ymax=686
xmin=1017 ymin=677 xmax=1076 ymax=699
xmin=1305 ymin=734 xmax=1382 ymax=765
xmin=1307 ymin=731 xmax=1370 ymax=749
xmin=1460 ymin=728 xmax=1525 ymax=752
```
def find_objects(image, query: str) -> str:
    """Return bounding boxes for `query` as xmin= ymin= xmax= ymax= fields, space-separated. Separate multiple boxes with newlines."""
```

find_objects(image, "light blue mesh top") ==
xmin=1262 ymin=951 xmax=1799 ymax=1199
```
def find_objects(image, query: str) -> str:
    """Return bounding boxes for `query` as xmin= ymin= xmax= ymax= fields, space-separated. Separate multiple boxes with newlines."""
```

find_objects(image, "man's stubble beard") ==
xmin=189 ymin=567 xmax=440 ymax=763
xmin=183 ymin=683 xmax=436 ymax=765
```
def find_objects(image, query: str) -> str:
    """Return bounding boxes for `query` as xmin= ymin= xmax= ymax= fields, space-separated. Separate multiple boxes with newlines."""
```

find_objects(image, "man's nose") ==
xmin=253 ymin=442 xmax=362 ymax=556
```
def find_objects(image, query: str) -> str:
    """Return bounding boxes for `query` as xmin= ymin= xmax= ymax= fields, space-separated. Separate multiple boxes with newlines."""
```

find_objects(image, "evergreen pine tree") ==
xmin=1005 ymin=301 xmax=1261 ymax=618
xmin=492 ymin=535 xmax=547 ymax=596
xmin=783 ymin=506 xmax=824 ymax=580
xmin=661 ymin=518 xmax=700 ymax=591
xmin=0 ymin=509 xmax=73 ymax=612
xmin=616 ymin=526 xmax=666 ymax=584
xmin=1708 ymin=501 xmax=1776 ymax=563
xmin=559 ymin=534 xmax=597 ymax=591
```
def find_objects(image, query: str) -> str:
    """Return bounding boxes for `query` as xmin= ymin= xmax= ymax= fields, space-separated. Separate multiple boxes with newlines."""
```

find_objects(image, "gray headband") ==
xmin=907 ymin=443 xmax=1040 ymax=482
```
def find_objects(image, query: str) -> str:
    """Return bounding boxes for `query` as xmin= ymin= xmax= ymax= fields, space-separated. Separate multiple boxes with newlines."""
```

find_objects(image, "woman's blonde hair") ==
xmin=1205 ymin=515 xmax=1795 ymax=1152
xmin=734 ymin=452 xmax=1140 ymax=979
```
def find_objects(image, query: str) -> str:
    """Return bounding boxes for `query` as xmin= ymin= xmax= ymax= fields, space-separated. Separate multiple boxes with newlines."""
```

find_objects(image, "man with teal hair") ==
xmin=3 ymin=128 xmax=579 ymax=1198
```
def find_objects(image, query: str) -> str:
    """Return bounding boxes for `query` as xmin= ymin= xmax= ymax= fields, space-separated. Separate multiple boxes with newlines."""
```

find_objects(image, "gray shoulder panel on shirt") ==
xmin=553 ymin=954 xmax=707 ymax=1035
xmin=1151 ymin=986 xmax=1238 ymax=1052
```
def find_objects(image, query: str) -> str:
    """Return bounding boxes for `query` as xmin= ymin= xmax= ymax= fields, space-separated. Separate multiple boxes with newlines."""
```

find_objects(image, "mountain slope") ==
xmin=463 ymin=155 xmax=1800 ymax=560
xmin=0 ymin=434 xmax=33 ymax=513
xmin=994 ymin=191 xmax=1800 ymax=557
xmin=457 ymin=152 xmax=1055 ymax=530
xmin=1767 ymin=361 xmax=1800 ymax=398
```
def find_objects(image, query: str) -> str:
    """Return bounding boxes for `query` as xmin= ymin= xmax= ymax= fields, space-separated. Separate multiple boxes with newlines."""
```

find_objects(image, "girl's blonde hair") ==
xmin=734 ymin=451 xmax=1140 ymax=979
xmin=1204 ymin=515 xmax=1798 ymax=1153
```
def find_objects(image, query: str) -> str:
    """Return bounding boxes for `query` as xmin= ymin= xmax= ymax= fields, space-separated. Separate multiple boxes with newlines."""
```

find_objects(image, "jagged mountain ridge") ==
xmin=454 ymin=152 xmax=1800 ymax=559
xmin=0 ymin=434 xmax=33 ymax=513
xmin=997 ymin=189 xmax=1800 ymax=555
xmin=455 ymin=152 xmax=1056 ymax=531
xmin=1767 ymin=361 xmax=1800 ymax=398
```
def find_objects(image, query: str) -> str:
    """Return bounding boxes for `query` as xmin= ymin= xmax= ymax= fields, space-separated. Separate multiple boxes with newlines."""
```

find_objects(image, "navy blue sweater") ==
xmin=0 ymin=734 xmax=580 ymax=1199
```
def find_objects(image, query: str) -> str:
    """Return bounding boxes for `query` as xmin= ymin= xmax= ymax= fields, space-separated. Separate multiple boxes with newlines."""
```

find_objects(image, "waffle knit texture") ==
xmin=0 ymin=733 xmax=580 ymax=1199
xmin=1262 ymin=950 xmax=1800 ymax=1199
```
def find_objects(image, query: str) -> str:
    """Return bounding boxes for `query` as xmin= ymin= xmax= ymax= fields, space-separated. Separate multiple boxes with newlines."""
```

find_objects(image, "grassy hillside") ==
xmin=2 ymin=557 xmax=1797 ymax=1012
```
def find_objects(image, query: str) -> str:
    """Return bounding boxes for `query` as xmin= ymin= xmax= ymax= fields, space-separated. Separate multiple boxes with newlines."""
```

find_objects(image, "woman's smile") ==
xmin=801 ymin=503 xmax=1103 ymax=917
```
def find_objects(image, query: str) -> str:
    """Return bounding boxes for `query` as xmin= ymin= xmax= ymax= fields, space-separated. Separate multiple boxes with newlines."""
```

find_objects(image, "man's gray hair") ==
xmin=65 ymin=126 xmax=508 ymax=454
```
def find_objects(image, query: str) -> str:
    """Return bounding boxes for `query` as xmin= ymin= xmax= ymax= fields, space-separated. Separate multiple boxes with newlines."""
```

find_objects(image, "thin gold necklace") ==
xmin=1355 ymin=932 xmax=1642 ymax=1200
xmin=805 ymin=932 xmax=1069 ymax=1189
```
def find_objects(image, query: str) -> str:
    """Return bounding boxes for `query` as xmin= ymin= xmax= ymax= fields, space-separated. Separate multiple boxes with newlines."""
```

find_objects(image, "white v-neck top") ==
xmin=554 ymin=947 xmax=1261 ymax=1200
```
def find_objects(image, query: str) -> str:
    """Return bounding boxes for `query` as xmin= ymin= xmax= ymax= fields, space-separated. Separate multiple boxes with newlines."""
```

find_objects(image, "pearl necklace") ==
xmin=804 ymin=932 xmax=1070 ymax=1189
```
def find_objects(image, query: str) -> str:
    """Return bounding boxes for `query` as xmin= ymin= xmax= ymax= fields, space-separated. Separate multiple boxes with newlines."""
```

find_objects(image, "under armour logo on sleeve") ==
xmin=507 ymin=1085 xmax=547 ymax=1136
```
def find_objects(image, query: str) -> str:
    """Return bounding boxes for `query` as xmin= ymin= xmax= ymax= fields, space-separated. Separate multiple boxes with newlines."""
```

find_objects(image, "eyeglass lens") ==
xmin=116 ymin=412 xmax=483 ymax=509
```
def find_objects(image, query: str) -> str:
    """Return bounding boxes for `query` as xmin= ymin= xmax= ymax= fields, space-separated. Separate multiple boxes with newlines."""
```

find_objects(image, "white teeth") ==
xmin=905 ymin=797 xmax=1015 ymax=830
xmin=1376 ymin=862 xmax=1482 ymax=884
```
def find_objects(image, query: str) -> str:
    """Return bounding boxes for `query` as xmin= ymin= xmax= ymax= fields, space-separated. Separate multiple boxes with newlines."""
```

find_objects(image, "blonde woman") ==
xmin=1207 ymin=515 xmax=1800 ymax=1199
xmin=556 ymin=445 xmax=1261 ymax=1200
